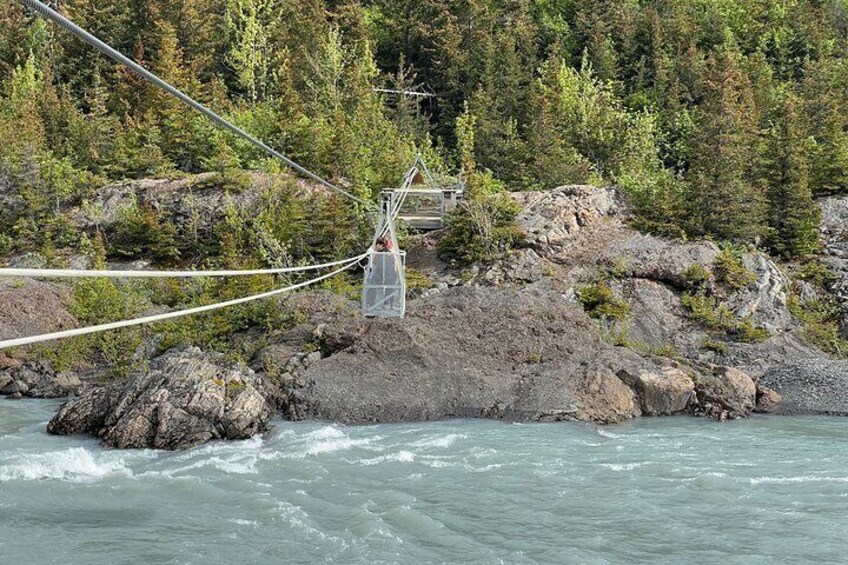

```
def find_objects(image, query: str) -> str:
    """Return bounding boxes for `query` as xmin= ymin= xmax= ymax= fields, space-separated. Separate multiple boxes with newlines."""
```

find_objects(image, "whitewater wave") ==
xmin=150 ymin=454 xmax=260 ymax=477
xmin=0 ymin=447 xmax=133 ymax=482
xmin=600 ymin=462 xmax=649 ymax=471
xmin=354 ymin=451 xmax=415 ymax=466
xmin=262 ymin=425 xmax=380 ymax=459
xmin=748 ymin=475 xmax=848 ymax=485
xmin=411 ymin=433 xmax=465 ymax=449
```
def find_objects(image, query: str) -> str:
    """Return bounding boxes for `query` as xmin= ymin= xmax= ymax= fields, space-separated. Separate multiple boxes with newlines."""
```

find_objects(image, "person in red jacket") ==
xmin=374 ymin=236 xmax=394 ymax=252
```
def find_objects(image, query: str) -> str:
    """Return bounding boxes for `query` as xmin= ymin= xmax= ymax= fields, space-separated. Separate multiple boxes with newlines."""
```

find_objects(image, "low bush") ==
xmin=107 ymin=198 xmax=179 ymax=263
xmin=683 ymin=263 xmax=711 ymax=290
xmin=577 ymin=280 xmax=631 ymax=321
xmin=437 ymin=191 xmax=525 ymax=265
xmin=787 ymin=295 xmax=847 ymax=356
xmin=713 ymin=247 xmax=756 ymax=290
xmin=682 ymin=291 xmax=769 ymax=343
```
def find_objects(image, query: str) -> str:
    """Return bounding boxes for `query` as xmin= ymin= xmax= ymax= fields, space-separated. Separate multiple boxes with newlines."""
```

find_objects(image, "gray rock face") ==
xmin=295 ymin=286 xmax=648 ymax=425
xmin=598 ymin=235 xmax=720 ymax=289
xmin=0 ymin=278 xmax=77 ymax=342
xmin=819 ymin=196 xmax=848 ymax=334
xmin=47 ymin=348 xmax=274 ymax=450
xmin=716 ymin=334 xmax=823 ymax=379
xmin=615 ymin=278 xmax=705 ymax=356
xmin=759 ymin=360 xmax=848 ymax=415
xmin=481 ymin=248 xmax=549 ymax=286
xmin=68 ymin=173 xmax=315 ymax=249
xmin=693 ymin=367 xmax=757 ymax=420
xmin=512 ymin=186 xmax=622 ymax=262
xmin=727 ymin=253 xmax=795 ymax=333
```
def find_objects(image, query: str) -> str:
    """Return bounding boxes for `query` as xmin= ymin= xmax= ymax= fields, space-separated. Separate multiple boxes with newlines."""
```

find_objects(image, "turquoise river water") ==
xmin=1 ymin=399 xmax=847 ymax=564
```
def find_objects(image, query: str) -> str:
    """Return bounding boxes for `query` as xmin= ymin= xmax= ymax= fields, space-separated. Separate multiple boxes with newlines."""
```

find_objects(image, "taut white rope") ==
xmin=0 ymin=254 xmax=364 ymax=279
xmin=0 ymin=252 xmax=368 ymax=350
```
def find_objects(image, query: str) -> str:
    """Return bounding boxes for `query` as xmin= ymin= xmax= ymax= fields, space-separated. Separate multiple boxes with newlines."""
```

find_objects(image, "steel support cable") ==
xmin=0 ymin=254 xmax=366 ymax=279
xmin=17 ymin=0 xmax=376 ymax=211
xmin=379 ymin=166 xmax=416 ymax=239
xmin=0 ymin=252 xmax=368 ymax=350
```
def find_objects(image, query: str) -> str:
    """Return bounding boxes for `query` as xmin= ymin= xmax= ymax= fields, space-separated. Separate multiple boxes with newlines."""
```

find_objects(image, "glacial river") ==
xmin=1 ymin=399 xmax=847 ymax=564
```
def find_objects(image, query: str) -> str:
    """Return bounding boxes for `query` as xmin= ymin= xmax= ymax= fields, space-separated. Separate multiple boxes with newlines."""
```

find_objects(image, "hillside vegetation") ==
xmin=2 ymin=1 xmax=848 ymax=368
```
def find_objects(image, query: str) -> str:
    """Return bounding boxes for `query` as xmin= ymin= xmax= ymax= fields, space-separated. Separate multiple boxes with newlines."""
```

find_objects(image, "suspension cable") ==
xmin=17 ymin=0 xmax=375 ymax=211
xmin=0 ymin=254 xmax=365 ymax=279
xmin=0 ymin=252 xmax=368 ymax=350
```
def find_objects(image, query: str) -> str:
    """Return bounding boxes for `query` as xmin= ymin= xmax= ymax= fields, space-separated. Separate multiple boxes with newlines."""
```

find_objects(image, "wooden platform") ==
xmin=399 ymin=215 xmax=444 ymax=230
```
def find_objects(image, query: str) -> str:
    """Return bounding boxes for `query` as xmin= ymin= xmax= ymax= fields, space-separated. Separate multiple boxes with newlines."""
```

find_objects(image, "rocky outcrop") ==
xmin=615 ymin=278 xmax=705 ymax=356
xmin=759 ymin=359 xmax=848 ymax=415
xmin=819 ymin=196 xmax=848 ymax=334
xmin=619 ymin=366 xmax=696 ymax=416
xmin=0 ymin=360 xmax=82 ymax=399
xmin=291 ymin=286 xmax=649 ymax=425
xmin=47 ymin=347 xmax=275 ymax=450
xmin=67 ymin=172 xmax=317 ymax=249
xmin=10 ymin=183 xmax=843 ymax=451
xmin=598 ymin=235 xmax=720 ymax=290
xmin=726 ymin=253 xmax=794 ymax=332
xmin=511 ymin=185 xmax=623 ymax=262
xmin=692 ymin=366 xmax=757 ymax=420
xmin=0 ymin=278 xmax=77 ymax=343
xmin=287 ymin=286 xmax=761 ymax=426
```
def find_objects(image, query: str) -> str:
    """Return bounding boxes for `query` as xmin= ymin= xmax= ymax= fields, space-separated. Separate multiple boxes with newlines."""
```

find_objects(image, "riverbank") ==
xmin=2 ymin=181 xmax=847 ymax=449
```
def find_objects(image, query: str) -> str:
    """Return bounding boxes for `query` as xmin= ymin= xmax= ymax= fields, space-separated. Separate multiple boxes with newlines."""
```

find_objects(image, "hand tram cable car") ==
xmin=362 ymin=192 xmax=406 ymax=318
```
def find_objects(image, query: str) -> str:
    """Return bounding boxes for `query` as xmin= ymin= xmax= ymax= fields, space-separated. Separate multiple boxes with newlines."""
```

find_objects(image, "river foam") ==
xmin=0 ymin=447 xmax=133 ymax=482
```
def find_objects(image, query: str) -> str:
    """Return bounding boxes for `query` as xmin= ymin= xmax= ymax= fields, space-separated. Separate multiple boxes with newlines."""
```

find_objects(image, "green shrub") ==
xmin=578 ymin=280 xmax=631 ymax=321
xmin=682 ymin=291 xmax=769 ymax=343
xmin=0 ymin=233 xmax=14 ymax=256
xmin=734 ymin=318 xmax=770 ymax=343
xmin=795 ymin=260 xmax=837 ymax=287
xmin=437 ymin=190 xmax=525 ymax=265
xmin=608 ymin=257 xmax=629 ymax=278
xmin=406 ymin=268 xmax=434 ymax=291
xmin=703 ymin=339 xmax=728 ymax=354
xmin=683 ymin=263 xmax=711 ymax=289
xmin=598 ymin=324 xmax=633 ymax=347
xmin=787 ymin=295 xmax=847 ymax=356
xmin=714 ymin=248 xmax=756 ymax=290
xmin=108 ymin=199 xmax=180 ymax=263
xmin=681 ymin=292 xmax=734 ymax=330
xmin=194 ymin=169 xmax=252 ymax=194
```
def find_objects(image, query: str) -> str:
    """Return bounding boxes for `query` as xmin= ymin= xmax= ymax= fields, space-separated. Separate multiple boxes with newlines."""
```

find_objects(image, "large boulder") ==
xmin=759 ymin=359 xmax=848 ymax=415
xmin=294 ymin=286 xmax=649 ymax=425
xmin=47 ymin=347 xmax=275 ymax=450
xmin=619 ymin=367 xmax=696 ymax=416
xmin=692 ymin=366 xmax=757 ymax=420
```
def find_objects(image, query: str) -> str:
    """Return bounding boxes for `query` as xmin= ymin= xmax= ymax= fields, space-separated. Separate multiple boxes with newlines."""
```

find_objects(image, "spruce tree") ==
xmin=686 ymin=46 xmax=764 ymax=243
xmin=760 ymin=90 xmax=820 ymax=258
